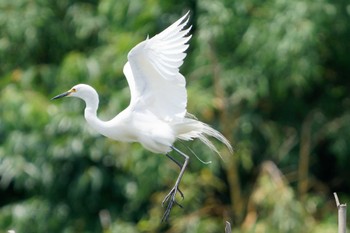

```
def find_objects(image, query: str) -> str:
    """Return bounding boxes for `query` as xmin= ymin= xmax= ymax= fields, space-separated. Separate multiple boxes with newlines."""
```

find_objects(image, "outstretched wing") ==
xmin=123 ymin=11 xmax=192 ymax=121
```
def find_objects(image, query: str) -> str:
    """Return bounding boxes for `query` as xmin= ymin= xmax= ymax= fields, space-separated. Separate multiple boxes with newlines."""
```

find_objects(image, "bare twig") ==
xmin=298 ymin=111 xmax=315 ymax=201
xmin=334 ymin=192 xmax=341 ymax=207
xmin=225 ymin=221 xmax=232 ymax=233
xmin=334 ymin=192 xmax=347 ymax=233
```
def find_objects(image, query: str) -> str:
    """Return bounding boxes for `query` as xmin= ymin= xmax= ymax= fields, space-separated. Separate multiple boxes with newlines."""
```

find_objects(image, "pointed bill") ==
xmin=51 ymin=91 xmax=70 ymax=100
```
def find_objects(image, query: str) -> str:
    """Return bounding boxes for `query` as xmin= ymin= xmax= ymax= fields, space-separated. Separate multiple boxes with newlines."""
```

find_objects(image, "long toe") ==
xmin=162 ymin=186 xmax=176 ymax=205
xmin=178 ymin=188 xmax=184 ymax=199
xmin=161 ymin=186 xmax=181 ymax=222
xmin=162 ymin=200 xmax=174 ymax=222
xmin=162 ymin=191 xmax=173 ymax=207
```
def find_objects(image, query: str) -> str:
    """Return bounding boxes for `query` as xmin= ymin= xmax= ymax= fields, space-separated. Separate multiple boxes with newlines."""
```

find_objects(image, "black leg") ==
xmin=162 ymin=146 xmax=189 ymax=222
xmin=166 ymin=153 xmax=182 ymax=169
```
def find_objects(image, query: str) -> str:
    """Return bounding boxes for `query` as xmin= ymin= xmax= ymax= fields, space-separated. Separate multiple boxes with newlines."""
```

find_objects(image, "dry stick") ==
xmin=225 ymin=221 xmax=232 ymax=233
xmin=334 ymin=192 xmax=347 ymax=233
xmin=298 ymin=112 xmax=314 ymax=201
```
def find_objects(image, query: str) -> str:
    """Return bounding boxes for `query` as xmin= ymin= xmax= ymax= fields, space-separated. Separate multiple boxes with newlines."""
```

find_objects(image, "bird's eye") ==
xmin=71 ymin=88 xmax=77 ymax=92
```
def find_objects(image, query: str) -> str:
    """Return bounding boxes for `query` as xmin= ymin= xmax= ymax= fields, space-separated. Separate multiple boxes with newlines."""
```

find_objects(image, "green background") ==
xmin=1 ymin=0 xmax=350 ymax=232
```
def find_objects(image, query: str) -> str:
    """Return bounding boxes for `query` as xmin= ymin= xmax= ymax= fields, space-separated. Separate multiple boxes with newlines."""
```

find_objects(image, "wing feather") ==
xmin=123 ymin=11 xmax=191 ymax=121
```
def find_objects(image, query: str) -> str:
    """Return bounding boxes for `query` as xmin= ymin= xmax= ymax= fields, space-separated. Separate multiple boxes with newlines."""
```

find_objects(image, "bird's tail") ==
xmin=174 ymin=117 xmax=233 ymax=156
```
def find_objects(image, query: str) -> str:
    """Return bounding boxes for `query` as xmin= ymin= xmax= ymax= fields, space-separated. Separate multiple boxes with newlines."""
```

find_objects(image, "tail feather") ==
xmin=199 ymin=122 xmax=233 ymax=154
xmin=175 ymin=118 xmax=233 ymax=156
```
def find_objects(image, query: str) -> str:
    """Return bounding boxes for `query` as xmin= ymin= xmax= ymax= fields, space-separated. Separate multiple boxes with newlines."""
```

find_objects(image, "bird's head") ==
xmin=51 ymin=84 xmax=98 ymax=103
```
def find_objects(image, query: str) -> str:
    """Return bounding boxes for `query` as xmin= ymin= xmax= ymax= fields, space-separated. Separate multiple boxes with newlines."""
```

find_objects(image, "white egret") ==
xmin=52 ymin=11 xmax=232 ymax=221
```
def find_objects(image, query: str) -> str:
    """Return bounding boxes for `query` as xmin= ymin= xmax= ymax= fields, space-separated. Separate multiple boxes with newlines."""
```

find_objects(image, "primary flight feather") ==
xmin=52 ymin=11 xmax=232 ymax=221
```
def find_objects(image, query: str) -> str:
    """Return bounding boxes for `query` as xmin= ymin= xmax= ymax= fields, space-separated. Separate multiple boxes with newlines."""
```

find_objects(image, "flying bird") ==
xmin=52 ymin=11 xmax=232 ymax=221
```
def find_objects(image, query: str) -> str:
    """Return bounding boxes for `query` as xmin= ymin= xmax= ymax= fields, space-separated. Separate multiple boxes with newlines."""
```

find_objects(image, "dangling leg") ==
xmin=165 ymin=153 xmax=184 ymax=198
xmin=166 ymin=153 xmax=182 ymax=169
xmin=162 ymin=146 xmax=189 ymax=222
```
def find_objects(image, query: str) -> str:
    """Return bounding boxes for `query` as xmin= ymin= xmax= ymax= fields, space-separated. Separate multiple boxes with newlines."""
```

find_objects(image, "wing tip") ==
xmin=179 ymin=10 xmax=191 ymax=28
xmin=167 ymin=10 xmax=191 ymax=33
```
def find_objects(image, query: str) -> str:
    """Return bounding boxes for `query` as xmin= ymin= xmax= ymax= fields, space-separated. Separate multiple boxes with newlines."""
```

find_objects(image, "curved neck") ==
xmin=82 ymin=92 xmax=106 ymax=133
xmin=80 ymin=87 xmax=126 ymax=141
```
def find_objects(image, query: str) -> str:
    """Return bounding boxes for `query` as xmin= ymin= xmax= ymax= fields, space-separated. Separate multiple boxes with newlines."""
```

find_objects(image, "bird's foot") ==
xmin=161 ymin=185 xmax=184 ymax=222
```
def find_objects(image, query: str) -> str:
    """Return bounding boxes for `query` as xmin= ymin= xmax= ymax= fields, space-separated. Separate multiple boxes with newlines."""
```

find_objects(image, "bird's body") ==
xmin=52 ymin=11 xmax=232 ymax=221
xmin=75 ymin=83 xmax=230 ymax=154
xmin=84 ymin=94 xmax=176 ymax=153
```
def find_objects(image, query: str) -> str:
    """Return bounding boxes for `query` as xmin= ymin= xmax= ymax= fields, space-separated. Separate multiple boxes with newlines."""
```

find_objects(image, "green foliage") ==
xmin=1 ymin=0 xmax=350 ymax=232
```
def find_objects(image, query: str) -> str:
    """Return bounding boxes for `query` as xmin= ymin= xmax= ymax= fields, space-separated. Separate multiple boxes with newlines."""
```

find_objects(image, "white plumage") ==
xmin=52 ymin=11 xmax=232 ymax=221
